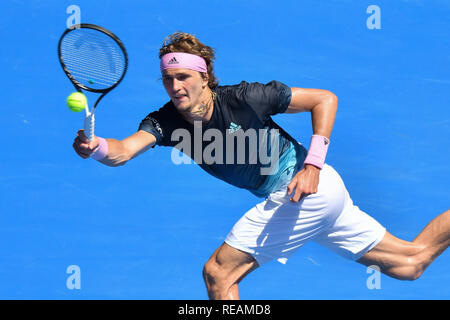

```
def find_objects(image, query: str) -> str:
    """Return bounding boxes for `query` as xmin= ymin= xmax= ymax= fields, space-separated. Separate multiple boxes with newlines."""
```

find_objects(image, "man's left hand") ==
xmin=287 ymin=164 xmax=320 ymax=202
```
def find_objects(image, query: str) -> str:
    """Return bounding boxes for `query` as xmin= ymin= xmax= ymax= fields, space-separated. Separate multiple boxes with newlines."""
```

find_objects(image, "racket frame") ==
xmin=58 ymin=23 xmax=128 ymax=141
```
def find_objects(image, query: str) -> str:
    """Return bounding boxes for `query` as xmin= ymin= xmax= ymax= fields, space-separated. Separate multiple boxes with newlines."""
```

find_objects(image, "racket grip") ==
xmin=84 ymin=112 xmax=95 ymax=141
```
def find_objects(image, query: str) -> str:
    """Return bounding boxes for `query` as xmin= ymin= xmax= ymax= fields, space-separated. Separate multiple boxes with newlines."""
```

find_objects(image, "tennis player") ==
xmin=73 ymin=32 xmax=449 ymax=300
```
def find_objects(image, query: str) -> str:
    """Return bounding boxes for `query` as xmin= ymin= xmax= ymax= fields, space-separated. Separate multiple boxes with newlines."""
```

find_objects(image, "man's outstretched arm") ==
xmin=73 ymin=130 xmax=156 ymax=167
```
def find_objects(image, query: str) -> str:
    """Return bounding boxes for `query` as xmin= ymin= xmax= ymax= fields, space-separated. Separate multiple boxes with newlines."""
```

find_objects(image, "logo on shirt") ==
xmin=227 ymin=122 xmax=242 ymax=133
xmin=168 ymin=57 xmax=179 ymax=65
xmin=144 ymin=116 xmax=164 ymax=137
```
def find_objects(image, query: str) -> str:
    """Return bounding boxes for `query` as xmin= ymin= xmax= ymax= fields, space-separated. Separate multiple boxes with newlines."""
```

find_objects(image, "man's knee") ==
xmin=202 ymin=256 xmax=227 ymax=288
xmin=202 ymin=259 xmax=217 ymax=283
xmin=390 ymin=255 xmax=425 ymax=281
xmin=202 ymin=244 xmax=257 ymax=292
xmin=409 ymin=252 xmax=431 ymax=280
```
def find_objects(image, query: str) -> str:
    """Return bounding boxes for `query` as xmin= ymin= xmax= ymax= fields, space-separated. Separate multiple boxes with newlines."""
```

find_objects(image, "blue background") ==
xmin=0 ymin=0 xmax=448 ymax=299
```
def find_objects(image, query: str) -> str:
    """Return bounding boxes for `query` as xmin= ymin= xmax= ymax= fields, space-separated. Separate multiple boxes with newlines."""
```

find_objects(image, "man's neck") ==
xmin=180 ymin=88 xmax=215 ymax=125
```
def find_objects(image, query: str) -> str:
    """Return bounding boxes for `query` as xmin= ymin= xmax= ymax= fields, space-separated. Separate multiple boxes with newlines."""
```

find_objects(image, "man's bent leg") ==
xmin=203 ymin=242 xmax=259 ymax=300
xmin=357 ymin=209 xmax=450 ymax=280
xmin=413 ymin=209 xmax=450 ymax=267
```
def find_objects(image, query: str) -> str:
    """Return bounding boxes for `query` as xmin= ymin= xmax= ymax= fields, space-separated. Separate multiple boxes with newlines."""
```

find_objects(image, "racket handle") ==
xmin=84 ymin=111 xmax=95 ymax=142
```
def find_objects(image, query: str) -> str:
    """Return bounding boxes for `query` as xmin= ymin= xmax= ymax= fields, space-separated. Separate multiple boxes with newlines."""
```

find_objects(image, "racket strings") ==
xmin=61 ymin=48 xmax=123 ymax=88
xmin=60 ymin=29 xmax=126 ymax=90
xmin=60 ymin=56 xmax=120 ymax=85
xmin=61 ymin=31 xmax=125 ymax=73
xmin=61 ymin=39 xmax=124 ymax=87
xmin=63 ymin=33 xmax=125 ymax=66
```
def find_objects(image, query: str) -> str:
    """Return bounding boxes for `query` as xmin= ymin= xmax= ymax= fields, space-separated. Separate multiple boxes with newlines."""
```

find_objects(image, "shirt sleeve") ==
xmin=138 ymin=105 xmax=173 ymax=146
xmin=240 ymin=80 xmax=292 ymax=122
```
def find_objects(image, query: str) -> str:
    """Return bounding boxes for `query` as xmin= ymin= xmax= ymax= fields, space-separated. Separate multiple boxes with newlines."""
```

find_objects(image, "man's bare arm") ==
xmin=73 ymin=130 xmax=156 ymax=167
xmin=285 ymin=87 xmax=338 ymax=202
xmin=286 ymin=87 xmax=338 ymax=139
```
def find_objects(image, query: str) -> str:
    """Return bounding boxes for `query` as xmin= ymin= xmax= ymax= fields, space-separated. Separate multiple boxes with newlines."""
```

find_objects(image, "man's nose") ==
xmin=171 ymin=78 xmax=182 ymax=92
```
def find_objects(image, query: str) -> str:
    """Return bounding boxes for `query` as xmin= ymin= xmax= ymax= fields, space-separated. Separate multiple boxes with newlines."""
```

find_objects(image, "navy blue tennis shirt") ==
xmin=138 ymin=80 xmax=307 ymax=198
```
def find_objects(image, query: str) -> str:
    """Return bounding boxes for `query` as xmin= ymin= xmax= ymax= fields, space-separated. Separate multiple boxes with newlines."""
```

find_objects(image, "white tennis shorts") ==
xmin=225 ymin=164 xmax=386 ymax=265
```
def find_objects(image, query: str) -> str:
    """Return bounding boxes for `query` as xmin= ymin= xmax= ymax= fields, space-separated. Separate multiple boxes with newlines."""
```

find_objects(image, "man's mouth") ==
xmin=173 ymin=94 xmax=187 ymax=101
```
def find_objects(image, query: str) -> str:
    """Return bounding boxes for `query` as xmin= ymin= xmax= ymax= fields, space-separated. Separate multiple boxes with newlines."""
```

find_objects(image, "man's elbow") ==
xmin=325 ymin=91 xmax=338 ymax=107
xmin=109 ymin=159 xmax=129 ymax=167
xmin=100 ymin=154 xmax=131 ymax=167
xmin=319 ymin=91 xmax=338 ymax=116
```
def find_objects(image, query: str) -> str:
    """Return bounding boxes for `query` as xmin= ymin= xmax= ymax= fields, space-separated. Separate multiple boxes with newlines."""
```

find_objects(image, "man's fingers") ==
xmin=77 ymin=129 xmax=89 ymax=143
xmin=73 ymin=142 xmax=90 ymax=159
xmin=75 ymin=136 xmax=92 ymax=151
xmin=287 ymin=168 xmax=320 ymax=202
xmin=287 ymin=179 xmax=297 ymax=195
xmin=291 ymin=187 xmax=304 ymax=202
xmin=74 ymin=144 xmax=90 ymax=158
xmin=290 ymin=184 xmax=316 ymax=202
xmin=76 ymin=131 xmax=98 ymax=150
xmin=73 ymin=130 xmax=96 ymax=159
xmin=291 ymin=191 xmax=309 ymax=202
xmin=291 ymin=187 xmax=318 ymax=202
xmin=287 ymin=179 xmax=306 ymax=202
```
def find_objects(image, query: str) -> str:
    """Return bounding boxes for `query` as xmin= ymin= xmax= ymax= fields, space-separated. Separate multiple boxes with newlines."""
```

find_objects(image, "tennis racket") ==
xmin=58 ymin=23 xmax=128 ymax=142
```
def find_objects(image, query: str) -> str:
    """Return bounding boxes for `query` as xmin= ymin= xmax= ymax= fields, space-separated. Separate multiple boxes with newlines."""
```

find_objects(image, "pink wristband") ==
xmin=91 ymin=137 xmax=108 ymax=161
xmin=304 ymin=135 xmax=330 ymax=169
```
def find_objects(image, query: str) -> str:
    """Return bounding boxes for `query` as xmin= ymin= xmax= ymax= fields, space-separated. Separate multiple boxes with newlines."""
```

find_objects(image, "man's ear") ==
xmin=201 ymin=73 xmax=209 ymax=88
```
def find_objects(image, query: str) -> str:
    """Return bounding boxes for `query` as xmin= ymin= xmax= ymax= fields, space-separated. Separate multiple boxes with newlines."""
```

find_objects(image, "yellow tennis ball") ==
xmin=67 ymin=92 xmax=87 ymax=112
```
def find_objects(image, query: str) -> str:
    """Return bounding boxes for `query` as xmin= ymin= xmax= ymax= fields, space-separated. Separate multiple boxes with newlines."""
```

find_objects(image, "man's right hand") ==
xmin=73 ymin=129 xmax=100 ymax=159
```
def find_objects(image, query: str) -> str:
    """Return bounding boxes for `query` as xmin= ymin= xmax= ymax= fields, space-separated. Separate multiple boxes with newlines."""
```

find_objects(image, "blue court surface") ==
xmin=0 ymin=0 xmax=449 ymax=299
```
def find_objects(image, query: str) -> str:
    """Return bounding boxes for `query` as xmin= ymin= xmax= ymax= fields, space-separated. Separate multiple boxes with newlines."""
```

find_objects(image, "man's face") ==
xmin=162 ymin=68 xmax=208 ymax=112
